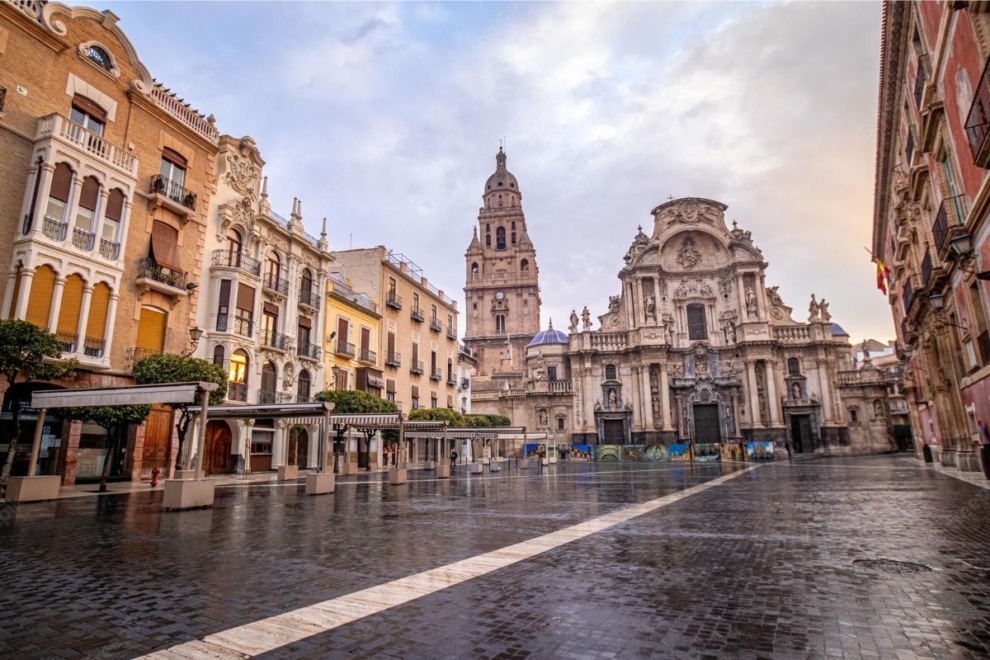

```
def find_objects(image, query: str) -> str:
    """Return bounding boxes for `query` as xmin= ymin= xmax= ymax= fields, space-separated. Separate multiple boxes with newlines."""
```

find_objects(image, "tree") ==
xmin=316 ymin=390 xmax=398 ymax=471
xmin=408 ymin=407 xmax=463 ymax=426
xmin=132 ymin=354 xmax=227 ymax=471
xmin=0 ymin=320 xmax=78 ymax=498
xmin=62 ymin=404 xmax=150 ymax=492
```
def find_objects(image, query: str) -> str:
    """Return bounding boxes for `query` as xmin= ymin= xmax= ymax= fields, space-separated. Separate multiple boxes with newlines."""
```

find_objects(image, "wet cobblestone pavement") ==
xmin=1 ymin=456 xmax=989 ymax=659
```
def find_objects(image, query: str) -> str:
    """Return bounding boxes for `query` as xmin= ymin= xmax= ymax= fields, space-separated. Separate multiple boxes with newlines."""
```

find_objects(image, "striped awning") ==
xmin=186 ymin=402 xmax=334 ymax=422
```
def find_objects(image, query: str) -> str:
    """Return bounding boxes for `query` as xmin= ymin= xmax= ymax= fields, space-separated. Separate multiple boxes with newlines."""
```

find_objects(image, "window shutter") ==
xmin=386 ymin=379 xmax=396 ymax=393
xmin=136 ymin=308 xmax=167 ymax=352
xmin=236 ymin=284 xmax=255 ymax=312
xmin=298 ymin=316 xmax=312 ymax=329
xmin=162 ymin=147 xmax=188 ymax=168
xmin=263 ymin=302 xmax=280 ymax=316
xmin=218 ymin=280 xmax=231 ymax=310
xmin=49 ymin=163 xmax=73 ymax=203
xmin=411 ymin=385 xmax=419 ymax=398
xmin=79 ymin=177 xmax=100 ymax=211
xmin=72 ymin=94 xmax=107 ymax=122
xmin=57 ymin=274 xmax=85 ymax=336
xmin=25 ymin=266 xmax=56 ymax=328
xmin=85 ymin=283 xmax=111 ymax=340
xmin=105 ymin=189 xmax=124 ymax=221
xmin=150 ymin=221 xmax=182 ymax=272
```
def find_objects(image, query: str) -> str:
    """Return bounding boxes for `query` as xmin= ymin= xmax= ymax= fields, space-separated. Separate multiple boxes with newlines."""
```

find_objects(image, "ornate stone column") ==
xmin=746 ymin=360 xmax=762 ymax=427
xmin=93 ymin=188 xmax=110 ymax=252
xmin=765 ymin=359 xmax=781 ymax=425
xmin=29 ymin=163 xmax=55 ymax=237
xmin=730 ymin=392 xmax=741 ymax=437
xmin=816 ymin=358 xmax=834 ymax=423
xmin=47 ymin=277 xmax=66 ymax=334
xmin=14 ymin=267 xmax=34 ymax=320
xmin=659 ymin=365 xmax=673 ymax=431
xmin=640 ymin=365 xmax=654 ymax=430
xmin=74 ymin=285 xmax=93 ymax=356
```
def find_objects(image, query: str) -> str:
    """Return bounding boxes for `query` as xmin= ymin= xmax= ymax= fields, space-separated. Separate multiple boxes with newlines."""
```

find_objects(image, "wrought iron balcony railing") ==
xmin=966 ymin=57 xmax=990 ymax=167
xmin=410 ymin=360 xmax=424 ymax=375
xmin=410 ymin=305 xmax=424 ymax=323
xmin=334 ymin=341 xmax=355 ymax=358
xmin=125 ymin=346 xmax=162 ymax=370
xmin=261 ymin=329 xmax=290 ymax=351
xmin=263 ymin=273 xmax=288 ymax=296
xmin=447 ymin=325 xmax=457 ymax=341
xmin=72 ymin=227 xmax=95 ymax=251
xmin=216 ymin=313 xmax=253 ymax=338
xmin=212 ymin=249 xmax=261 ymax=276
xmin=258 ymin=389 xmax=292 ymax=405
xmin=83 ymin=336 xmax=105 ymax=358
xmin=932 ymin=195 xmax=965 ymax=254
xmin=430 ymin=317 xmax=442 ymax=333
xmin=446 ymin=375 xmax=457 ymax=387
xmin=227 ymin=382 xmax=248 ymax=402
xmin=430 ymin=368 xmax=442 ymax=381
xmin=298 ymin=341 xmax=322 ymax=361
xmin=298 ymin=289 xmax=321 ymax=310
xmin=385 ymin=351 xmax=401 ymax=368
xmin=137 ymin=258 xmax=187 ymax=289
xmin=55 ymin=331 xmax=76 ymax=353
xmin=150 ymin=174 xmax=196 ymax=210
xmin=386 ymin=291 xmax=402 ymax=310
xmin=99 ymin=238 xmax=120 ymax=260
xmin=42 ymin=215 xmax=67 ymax=241
xmin=359 ymin=348 xmax=377 ymax=364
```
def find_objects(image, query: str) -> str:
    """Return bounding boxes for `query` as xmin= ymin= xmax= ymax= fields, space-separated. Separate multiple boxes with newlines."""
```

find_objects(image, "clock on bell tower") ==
xmin=463 ymin=148 xmax=541 ymax=378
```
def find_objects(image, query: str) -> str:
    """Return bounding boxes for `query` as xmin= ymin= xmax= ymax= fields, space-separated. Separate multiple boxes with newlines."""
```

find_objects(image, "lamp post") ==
xmin=183 ymin=327 xmax=203 ymax=357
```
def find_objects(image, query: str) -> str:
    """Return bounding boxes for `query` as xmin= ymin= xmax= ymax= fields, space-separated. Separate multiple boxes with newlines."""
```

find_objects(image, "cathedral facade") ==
xmin=465 ymin=153 xmax=895 ymax=458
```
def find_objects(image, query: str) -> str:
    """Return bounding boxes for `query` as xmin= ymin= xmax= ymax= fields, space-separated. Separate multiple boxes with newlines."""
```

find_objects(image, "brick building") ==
xmin=873 ymin=1 xmax=990 ymax=471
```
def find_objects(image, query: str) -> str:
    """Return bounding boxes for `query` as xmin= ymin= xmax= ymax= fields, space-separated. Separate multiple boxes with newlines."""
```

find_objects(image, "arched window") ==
xmin=227 ymin=229 xmax=242 ymax=266
xmin=496 ymin=227 xmax=506 ymax=250
xmin=75 ymin=176 xmax=101 ymax=239
xmin=686 ymin=303 xmax=707 ymax=341
xmin=787 ymin=357 xmax=801 ymax=376
xmin=511 ymin=221 xmax=516 ymax=230
xmin=520 ymin=259 xmax=529 ymax=273
xmin=298 ymin=369 xmax=311 ymax=402
xmin=213 ymin=344 xmax=225 ymax=366
xmin=86 ymin=45 xmax=113 ymax=72
xmin=486 ymin=234 xmax=491 ymax=247
xmin=471 ymin=262 xmax=478 ymax=277
xmin=228 ymin=349 xmax=249 ymax=401
xmin=25 ymin=265 xmax=56 ymax=329
xmin=260 ymin=360 xmax=277 ymax=401
xmin=605 ymin=364 xmax=618 ymax=381
xmin=300 ymin=268 xmax=313 ymax=302
xmin=511 ymin=232 xmax=516 ymax=244
xmin=265 ymin=251 xmax=280 ymax=290
xmin=495 ymin=314 xmax=505 ymax=334
xmin=57 ymin=273 xmax=86 ymax=351
xmin=46 ymin=163 xmax=74 ymax=228
xmin=102 ymin=188 xmax=125 ymax=246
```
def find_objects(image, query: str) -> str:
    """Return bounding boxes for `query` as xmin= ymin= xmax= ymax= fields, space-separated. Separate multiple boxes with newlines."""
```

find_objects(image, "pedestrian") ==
xmin=450 ymin=449 xmax=458 ymax=468
xmin=785 ymin=440 xmax=792 ymax=459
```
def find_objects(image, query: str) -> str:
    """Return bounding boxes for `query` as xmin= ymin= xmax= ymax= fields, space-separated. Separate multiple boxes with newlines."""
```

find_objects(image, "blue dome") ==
xmin=528 ymin=321 xmax=569 ymax=347
xmin=831 ymin=322 xmax=848 ymax=336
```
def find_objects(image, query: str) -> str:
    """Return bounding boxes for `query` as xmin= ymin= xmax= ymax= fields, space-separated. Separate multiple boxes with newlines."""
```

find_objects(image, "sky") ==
xmin=100 ymin=0 xmax=889 ymax=343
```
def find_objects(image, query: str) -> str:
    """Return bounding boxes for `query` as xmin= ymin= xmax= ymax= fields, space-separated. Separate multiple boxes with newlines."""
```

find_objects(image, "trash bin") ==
xmin=923 ymin=444 xmax=933 ymax=463
xmin=981 ymin=444 xmax=990 ymax=479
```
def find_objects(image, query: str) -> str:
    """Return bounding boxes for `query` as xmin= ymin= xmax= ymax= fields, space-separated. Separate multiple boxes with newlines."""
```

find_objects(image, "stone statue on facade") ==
xmin=644 ymin=294 xmax=656 ymax=321
xmin=581 ymin=306 xmax=591 ymax=330
xmin=608 ymin=388 xmax=617 ymax=409
xmin=819 ymin=298 xmax=831 ymax=321
xmin=745 ymin=286 xmax=757 ymax=316
xmin=808 ymin=294 xmax=821 ymax=322
xmin=724 ymin=320 xmax=737 ymax=344
xmin=608 ymin=295 xmax=621 ymax=313
xmin=676 ymin=236 xmax=702 ymax=270
xmin=569 ymin=309 xmax=579 ymax=333
xmin=792 ymin=382 xmax=801 ymax=401
xmin=539 ymin=409 xmax=548 ymax=426
xmin=767 ymin=285 xmax=783 ymax=307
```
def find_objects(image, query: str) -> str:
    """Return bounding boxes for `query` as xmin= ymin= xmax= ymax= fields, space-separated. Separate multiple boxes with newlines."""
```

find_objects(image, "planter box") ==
xmin=277 ymin=465 xmax=299 ymax=481
xmin=435 ymin=463 xmax=450 ymax=479
xmin=163 ymin=479 xmax=215 ymax=510
xmin=423 ymin=460 xmax=436 ymax=470
xmin=306 ymin=472 xmax=335 ymax=495
xmin=5 ymin=475 xmax=61 ymax=503
xmin=469 ymin=462 xmax=484 ymax=474
xmin=518 ymin=458 xmax=529 ymax=469
xmin=489 ymin=462 xmax=501 ymax=473
xmin=541 ymin=458 xmax=549 ymax=466
xmin=388 ymin=467 xmax=407 ymax=485
xmin=173 ymin=470 xmax=196 ymax=480
xmin=340 ymin=462 xmax=359 ymax=476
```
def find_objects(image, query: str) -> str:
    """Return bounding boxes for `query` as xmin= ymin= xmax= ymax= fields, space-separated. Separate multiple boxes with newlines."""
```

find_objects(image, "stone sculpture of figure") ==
xmin=608 ymin=389 xmax=617 ymax=409
xmin=581 ymin=305 xmax=591 ymax=330
xmin=808 ymin=294 xmax=821 ymax=322
xmin=792 ymin=382 xmax=801 ymax=401
xmin=745 ymin=286 xmax=757 ymax=315
xmin=873 ymin=399 xmax=884 ymax=418
xmin=819 ymin=298 xmax=831 ymax=321
xmin=645 ymin=294 xmax=656 ymax=320
xmin=861 ymin=339 xmax=870 ymax=360
xmin=767 ymin=285 xmax=783 ymax=307
xmin=663 ymin=323 xmax=673 ymax=344
xmin=569 ymin=309 xmax=579 ymax=333
xmin=608 ymin=295 xmax=621 ymax=313
xmin=724 ymin=321 xmax=737 ymax=344
xmin=539 ymin=409 xmax=548 ymax=426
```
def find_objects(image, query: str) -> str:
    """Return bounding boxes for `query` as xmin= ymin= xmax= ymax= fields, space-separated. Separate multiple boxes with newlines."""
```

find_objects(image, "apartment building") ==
xmin=874 ymin=1 xmax=990 ymax=471
xmin=325 ymin=272 xmax=382 ymax=394
xmin=0 ymin=1 xmax=219 ymax=483
xmin=329 ymin=247 xmax=459 ymax=414
xmin=192 ymin=136 xmax=332 ymax=475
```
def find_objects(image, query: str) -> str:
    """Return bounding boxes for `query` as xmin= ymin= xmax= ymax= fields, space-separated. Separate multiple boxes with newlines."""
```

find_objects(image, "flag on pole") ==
xmin=874 ymin=257 xmax=891 ymax=295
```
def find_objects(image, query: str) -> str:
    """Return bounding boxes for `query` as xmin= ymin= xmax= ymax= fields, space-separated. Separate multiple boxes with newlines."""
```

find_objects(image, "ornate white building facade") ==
xmin=468 ymin=156 xmax=896 ymax=457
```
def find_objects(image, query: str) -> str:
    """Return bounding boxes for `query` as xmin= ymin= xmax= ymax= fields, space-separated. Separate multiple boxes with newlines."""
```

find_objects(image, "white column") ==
xmin=14 ymin=268 xmax=34 ymax=320
xmin=2 ymin=270 xmax=18 ymax=319
xmin=660 ymin=365 xmax=672 ymax=431
xmin=817 ymin=359 xmax=835 ymax=423
xmin=93 ymin=189 xmax=109 ymax=252
xmin=766 ymin=360 xmax=781 ymax=425
xmin=737 ymin=275 xmax=748 ymax=319
xmin=65 ymin=176 xmax=84 ymax=238
xmin=30 ymin=164 xmax=55 ymax=237
xmin=74 ymin=285 xmax=93 ymax=356
xmin=747 ymin=361 xmax=762 ymax=427
xmin=102 ymin=293 xmax=119 ymax=360
xmin=640 ymin=365 xmax=654 ymax=429
xmin=47 ymin=277 xmax=66 ymax=334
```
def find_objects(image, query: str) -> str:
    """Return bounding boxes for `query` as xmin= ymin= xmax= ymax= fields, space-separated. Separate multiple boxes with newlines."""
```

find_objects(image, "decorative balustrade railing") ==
xmin=38 ymin=113 xmax=136 ymax=175
xmin=212 ymin=249 xmax=261 ymax=276
xmin=99 ymin=238 xmax=120 ymax=260
xmin=261 ymin=329 xmax=290 ymax=351
xmin=773 ymin=326 xmax=811 ymax=342
xmin=72 ymin=227 xmax=95 ymax=251
xmin=42 ymin=215 xmax=67 ymax=241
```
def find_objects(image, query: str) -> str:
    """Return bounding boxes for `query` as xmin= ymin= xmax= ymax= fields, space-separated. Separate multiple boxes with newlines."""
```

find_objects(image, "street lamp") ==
xmin=182 ymin=327 xmax=204 ymax=357
xmin=950 ymin=233 xmax=974 ymax=257
xmin=929 ymin=291 xmax=947 ymax=311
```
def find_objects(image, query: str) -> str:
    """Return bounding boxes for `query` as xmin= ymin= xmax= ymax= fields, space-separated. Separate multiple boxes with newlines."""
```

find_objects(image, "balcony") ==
xmin=150 ymin=174 xmax=196 ymax=218
xmin=216 ymin=313 xmax=253 ymax=338
xmin=55 ymin=331 xmax=76 ymax=353
xmin=334 ymin=340 xmax=356 ymax=359
xmin=258 ymin=390 xmax=292 ymax=405
xmin=298 ymin=341 xmax=322 ymax=361
xmin=99 ymin=238 xmax=120 ymax=260
xmin=227 ymin=382 xmax=248 ymax=402
xmin=72 ymin=227 xmax=95 ymax=251
xmin=410 ymin=305 xmax=424 ymax=323
xmin=430 ymin=368 xmax=442 ymax=381
xmin=966 ymin=57 xmax=990 ymax=167
xmin=913 ymin=54 xmax=929 ymax=110
xmin=429 ymin=317 xmax=442 ymax=333
xmin=150 ymin=86 xmax=219 ymax=144
xmin=328 ymin=278 xmax=376 ymax=313
xmin=83 ymin=336 xmax=105 ymax=358
xmin=42 ymin=216 xmax=67 ymax=242
xmin=263 ymin=273 xmax=288 ymax=298
xmin=359 ymin=348 xmax=377 ymax=365
xmin=261 ymin=329 xmax=290 ymax=351
xmin=932 ymin=196 xmax=965 ymax=257
xmin=920 ymin=250 xmax=933 ymax=286
xmin=447 ymin=325 xmax=457 ymax=341
xmin=212 ymin=249 xmax=261 ymax=277
xmin=36 ymin=114 xmax=137 ymax=177
xmin=385 ymin=351 xmax=401 ymax=368
xmin=136 ymin=258 xmax=188 ymax=296
xmin=903 ymin=278 xmax=915 ymax=312
xmin=298 ymin=288 xmax=321 ymax=311
xmin=386 ymin=291 xmax=402 ymax=310
xmin=446 ymin=375 xmax=457 ymax=387
xmin=410 ymin=360 xmax=424 ymax=376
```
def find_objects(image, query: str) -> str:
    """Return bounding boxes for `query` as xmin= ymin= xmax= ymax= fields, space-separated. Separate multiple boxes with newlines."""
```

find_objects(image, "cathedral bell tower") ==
xmin=463 ymin=148 xmax=541 ymax=378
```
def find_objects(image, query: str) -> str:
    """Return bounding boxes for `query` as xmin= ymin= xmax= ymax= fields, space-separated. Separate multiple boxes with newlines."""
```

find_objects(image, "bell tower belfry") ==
xmin=463 ymin=148 xmax=541 ymax=378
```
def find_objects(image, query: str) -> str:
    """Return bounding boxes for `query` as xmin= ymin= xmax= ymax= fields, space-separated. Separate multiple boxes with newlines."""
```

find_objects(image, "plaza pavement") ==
xmin=1 ymin=456 xmax=989 ymax=659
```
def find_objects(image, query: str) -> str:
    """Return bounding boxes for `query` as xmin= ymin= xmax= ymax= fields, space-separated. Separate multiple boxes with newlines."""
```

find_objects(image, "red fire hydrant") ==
xmin=151 ymin=467 xmax=160 ymax=487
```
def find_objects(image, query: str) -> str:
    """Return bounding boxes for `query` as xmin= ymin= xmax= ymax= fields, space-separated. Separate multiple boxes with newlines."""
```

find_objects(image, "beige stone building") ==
xmin=467 ymin=154 xmax=898 ymax=458
xmin=0 ymin=1 xmax=220 ymax=483
xmin=330 ymin=247 xmax=459 ymax=421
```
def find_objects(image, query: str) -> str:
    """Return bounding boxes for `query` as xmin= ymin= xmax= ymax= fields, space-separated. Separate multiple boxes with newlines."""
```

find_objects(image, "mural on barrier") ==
xmin=720 ymin=443 xmax=745 ymax=462
xmin=693 ymin=443 xmax=721 ymax=461
xmin=668 ymin=443 xmax=691 ymax=462
xmin=550 ymin=442 xmax=772 ymax=462
xmin=746 ymin=441 xmax=775 ymax=460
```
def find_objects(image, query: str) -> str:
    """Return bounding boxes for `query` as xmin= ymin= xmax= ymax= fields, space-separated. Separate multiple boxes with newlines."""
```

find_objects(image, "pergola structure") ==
xmin=402 ymin=426 xmax=551 ymax=464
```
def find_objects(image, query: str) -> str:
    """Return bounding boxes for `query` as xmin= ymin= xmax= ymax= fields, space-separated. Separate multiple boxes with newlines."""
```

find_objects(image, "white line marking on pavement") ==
xmin=137 ymin=465 xmax=760 ymax=659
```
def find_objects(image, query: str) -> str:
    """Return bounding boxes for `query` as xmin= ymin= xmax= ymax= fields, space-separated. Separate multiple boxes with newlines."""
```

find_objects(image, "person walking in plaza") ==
xmin=450 ymin=449 xmax=458 ymax=468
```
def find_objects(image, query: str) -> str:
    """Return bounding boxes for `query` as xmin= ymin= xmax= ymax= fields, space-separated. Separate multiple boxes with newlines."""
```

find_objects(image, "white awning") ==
xmin=32 ymin=381 xmax=217 ymax=409
xmin=186 ymin=402 xmax=334 ymax=420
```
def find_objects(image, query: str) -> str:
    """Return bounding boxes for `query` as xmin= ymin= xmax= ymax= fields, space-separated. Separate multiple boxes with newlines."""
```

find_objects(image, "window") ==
xmin=495 ymin=314 xmax=505 ymax=334
xmin=75 ymin=176 xmax=100 ymax=235
xmin=261 ymin=360 xmax=277 ymax=395
xmin=227 ymin=229 xmax=242 ymax=264
xmin=486 ymin=234 xmax=491 ymax=247
xmin=548 ymin=366 xmax=557 ymax=381
xmin=511 ymin=232 xmax=516 ymax=244
xmin=213 ymin=345 xmax=225 ymax=366
xmin=411 ymin=385 xmax=420 ymax=410
xmin=605 ymin=364 xmax=617 ymax=380
xmin=160 ymin=148 xmax=187 ymax=190
xmin=266 ymin=252 xmax=280 ymax=283
xmin=235 ymin=284 xmax=255 ymax=335
xmin=262 ymin=303 xmax=278 ymax=343
xmin=335 ymin=368 xmax=349 ymax=390
xmin=300 ymin=268 xmax=313 ymax=298
xmin=787 ymin=357 xmax=801 ymax=376
xmin=86 ymin=45 xmax=113 ymax=72
xmin=298 ymin=317 xmax=312 ymax=348
xmin=471 ymin=263 xmax=478 ymax=277
xmin=298 ymin=370 xmax=311 ymax=401
xmin=557 ymin=417 xmax=565 ymax=431
xmin=686 ymin=303 xmax=707 ymax=340
xmin=135 ymin=306 xmax=167 ymax=354
xmin=46 ymin=162 xmax=73 ymax=223
xmin=386 ymin=379 xmax=396 ymax=403
xmin=431 ymin=395 xmax=438 ymax=408
xmin=496 ymin=227 xmax=506 ymax=250
xmin=103 ymin=188 xmax=124 ymax=243
xmin=849 ymin=407 xmax=859 ymax=424
xmin=69 ymin=95 xmax=105 ymax=136
xmin=229 ymin=349 xmax=249 ymax=384
xmin=521 ymin=259 xmax=529 ymax=273
xmin=150 ymin=221 xmax=181 ymax=273
xmin=970 ymin=282 xmax=990 ymax=366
